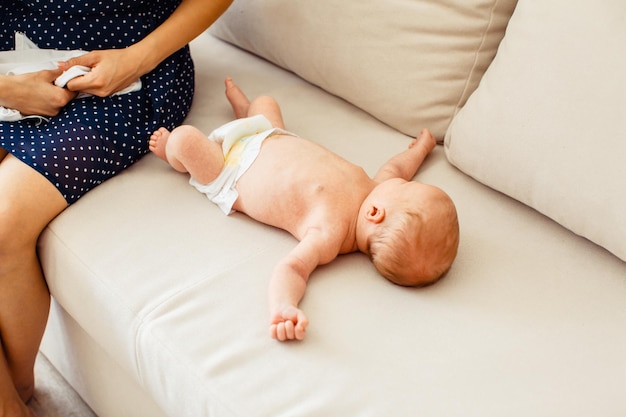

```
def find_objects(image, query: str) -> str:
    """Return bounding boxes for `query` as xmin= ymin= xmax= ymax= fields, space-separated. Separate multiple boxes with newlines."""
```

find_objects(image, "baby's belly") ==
xmin=233 ymin=173 xmax=310 ymax=238
xmin=232 ymin=135 xmax=367 ymax=237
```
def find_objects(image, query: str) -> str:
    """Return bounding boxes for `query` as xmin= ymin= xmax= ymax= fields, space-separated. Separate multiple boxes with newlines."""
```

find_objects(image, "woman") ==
xmin=0 ymin=0 xmax=232 ymax=415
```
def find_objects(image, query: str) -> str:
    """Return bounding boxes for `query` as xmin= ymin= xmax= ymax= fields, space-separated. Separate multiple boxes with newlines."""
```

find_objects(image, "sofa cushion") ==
xmin=39 ymin=33 xmax=626 ymax=417
xmin=444 ymin=0 xmax=626 ymax=261
xmin=210 ymin=0 xmax=518 ymax=142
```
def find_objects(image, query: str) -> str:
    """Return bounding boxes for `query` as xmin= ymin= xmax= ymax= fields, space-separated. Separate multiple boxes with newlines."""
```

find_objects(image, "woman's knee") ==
xmin=0 ymin=195 xmax=57 ymax=265
xmin=0 ymin=209 xmax=30 ymax=272
xmin=15 ymin=377 xmax=35 ymax=403
xmin=0 ymin=202 xmax=22 ymax=249
xmin=0 ymin=156 xmax=67 ymax=257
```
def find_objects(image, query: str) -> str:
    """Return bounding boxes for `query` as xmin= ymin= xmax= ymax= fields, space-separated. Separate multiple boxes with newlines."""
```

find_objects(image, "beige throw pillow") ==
xmin=210 ymin=0 xmax=518 ymax=141
xmin=445 ymin=0 xmax=626 ymax=261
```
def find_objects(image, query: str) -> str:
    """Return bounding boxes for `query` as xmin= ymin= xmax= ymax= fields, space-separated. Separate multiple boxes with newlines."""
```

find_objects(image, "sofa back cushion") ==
xmin=210 ymin=0 xmax=518 ymax=141
xmin=445 ymin=0 xmax=626 ymax=261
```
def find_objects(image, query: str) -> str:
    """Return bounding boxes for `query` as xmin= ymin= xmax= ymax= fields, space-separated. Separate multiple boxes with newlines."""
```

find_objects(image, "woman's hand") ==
xmin=59 ymin=47 xmax=144 ymax=97
xmin=0 ymin=70 xmax=77 ymax=117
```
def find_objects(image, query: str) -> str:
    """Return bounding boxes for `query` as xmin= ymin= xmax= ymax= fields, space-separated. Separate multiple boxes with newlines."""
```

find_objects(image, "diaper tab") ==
xmin=208 ymin=114 xmax=274 ymax=155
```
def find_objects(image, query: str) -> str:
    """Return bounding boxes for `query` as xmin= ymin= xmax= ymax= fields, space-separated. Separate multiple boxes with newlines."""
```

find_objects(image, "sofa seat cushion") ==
xmin=444 ymin=0 xmax=626 ymax=261
xmin=210 ymin=0 xmax=518 ymax=141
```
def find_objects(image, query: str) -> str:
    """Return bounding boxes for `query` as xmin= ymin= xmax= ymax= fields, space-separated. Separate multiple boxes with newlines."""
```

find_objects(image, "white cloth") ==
xmin=190 ymin=114 xmax=296 ymax=215
xmin=0 ymin=32 xmax=141 ymax=123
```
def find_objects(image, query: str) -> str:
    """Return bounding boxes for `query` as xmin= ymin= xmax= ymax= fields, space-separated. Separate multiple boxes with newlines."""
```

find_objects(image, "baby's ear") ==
xmin=365 ymin=205 xmax=386 ymax=223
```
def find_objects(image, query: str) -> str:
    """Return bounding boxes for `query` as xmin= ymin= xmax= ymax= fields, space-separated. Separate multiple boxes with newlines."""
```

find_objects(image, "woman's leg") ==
xmin=0 ymin=154 xmax=67 ymax=417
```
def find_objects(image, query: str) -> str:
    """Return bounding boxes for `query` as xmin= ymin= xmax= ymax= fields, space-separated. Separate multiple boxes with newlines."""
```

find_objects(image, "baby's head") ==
xmin=362 ymin=179 xmax=459 ymax=287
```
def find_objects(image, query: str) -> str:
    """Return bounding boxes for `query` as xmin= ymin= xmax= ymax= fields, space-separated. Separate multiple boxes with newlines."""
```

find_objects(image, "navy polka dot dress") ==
xmin=0 ymin=0 xmax=194 ymax=204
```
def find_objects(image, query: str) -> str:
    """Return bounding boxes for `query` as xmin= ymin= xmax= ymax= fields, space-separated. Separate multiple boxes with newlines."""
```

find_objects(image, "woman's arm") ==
xmin=62 ymin=0 xmax=233 ymax=96
xmin=132 ymin=0 xmax=234 ymax=74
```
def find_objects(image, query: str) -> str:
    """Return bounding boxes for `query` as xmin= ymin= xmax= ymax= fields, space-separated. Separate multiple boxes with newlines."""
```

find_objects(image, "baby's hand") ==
xmin=270 ymin=306 xmax=309 ymax=342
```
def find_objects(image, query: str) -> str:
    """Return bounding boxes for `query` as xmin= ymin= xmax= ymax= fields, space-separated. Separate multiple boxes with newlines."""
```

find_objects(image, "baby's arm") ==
xmin=269 ymin=228 xmax=334 ymax=341
xmin=373 ymin=128 xmax=436 ymax=182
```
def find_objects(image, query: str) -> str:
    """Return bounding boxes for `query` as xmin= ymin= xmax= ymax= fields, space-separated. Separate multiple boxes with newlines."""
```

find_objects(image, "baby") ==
xmin=149 ymin=78 xmax=459 ymax=342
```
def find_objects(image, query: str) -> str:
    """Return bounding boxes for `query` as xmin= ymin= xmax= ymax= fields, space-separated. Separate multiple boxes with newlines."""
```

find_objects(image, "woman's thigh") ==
xmin=0 ymin=154 xmax=67 ymax=250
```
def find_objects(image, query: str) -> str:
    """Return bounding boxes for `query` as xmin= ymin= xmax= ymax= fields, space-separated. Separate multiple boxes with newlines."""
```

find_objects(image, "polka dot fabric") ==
xmin=0 ymin=0 xmax=194 ymax=204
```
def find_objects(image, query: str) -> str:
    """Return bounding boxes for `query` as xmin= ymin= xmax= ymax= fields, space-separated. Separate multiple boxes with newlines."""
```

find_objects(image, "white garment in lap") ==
xmin=0 ymin=32 xmax=141 ymax=123
xmin=190 ymin=114 xmax=296 ymax=215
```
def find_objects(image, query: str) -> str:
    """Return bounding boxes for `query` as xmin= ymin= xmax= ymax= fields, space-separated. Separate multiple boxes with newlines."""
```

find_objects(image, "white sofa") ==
xmin=39 ymin=1 xmax=626 ymax=416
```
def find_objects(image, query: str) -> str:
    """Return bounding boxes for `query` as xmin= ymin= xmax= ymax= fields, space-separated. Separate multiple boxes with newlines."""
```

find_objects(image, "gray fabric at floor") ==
xmin=29 ymin=353 xmax=97 ymax=417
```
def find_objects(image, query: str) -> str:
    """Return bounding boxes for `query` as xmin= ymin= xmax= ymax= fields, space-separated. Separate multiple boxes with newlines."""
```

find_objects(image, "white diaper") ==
xmin=190 ymin=114 xmax=296 ymax=215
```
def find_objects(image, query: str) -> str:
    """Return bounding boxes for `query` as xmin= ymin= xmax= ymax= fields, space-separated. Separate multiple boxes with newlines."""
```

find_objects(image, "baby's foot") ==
xmin=225 ymin=77 xmax=251 ymax=119
xmin=409 ymin=128 xmax=436 ymax=153
xmin=149 ymin=127 xmax=171 ymax=161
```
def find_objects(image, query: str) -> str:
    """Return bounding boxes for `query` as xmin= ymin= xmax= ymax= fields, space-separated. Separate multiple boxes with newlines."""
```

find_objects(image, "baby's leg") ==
xmin=225 ymin=78 xmax=286 ymax=129
xmin=225 ymin=77 xmax=250 ymax=119
xmin=247 ymin=95 xmax=286 ymax=130
xmin=149 ymin=125 xmax=224 ymax=184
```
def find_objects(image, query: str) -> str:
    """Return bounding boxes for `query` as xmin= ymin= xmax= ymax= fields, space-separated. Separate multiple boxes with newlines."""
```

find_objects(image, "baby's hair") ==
xmin=369 ymin=193 xmax=459 ymax=287
xmin=370 ymin=211 xmax=423 ymax=285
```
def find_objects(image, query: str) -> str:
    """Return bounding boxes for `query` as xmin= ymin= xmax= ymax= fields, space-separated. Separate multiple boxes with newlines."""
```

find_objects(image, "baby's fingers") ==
xmin=283 ymin=320 xmax=295 ymax=340
xmin=270 ymin=307 xmax=309 ymax=341
xmin=294 ymin=322 xmax=307 ymax=341
xmin=270 ymin=320 xmax=299 ymax=341
xmin=273 ymin=320 xmax=293 ymax=341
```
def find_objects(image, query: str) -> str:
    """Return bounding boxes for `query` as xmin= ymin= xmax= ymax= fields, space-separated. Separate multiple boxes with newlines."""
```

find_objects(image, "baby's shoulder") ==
xmin=304 ymin=205 xmax=353 ymax=239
